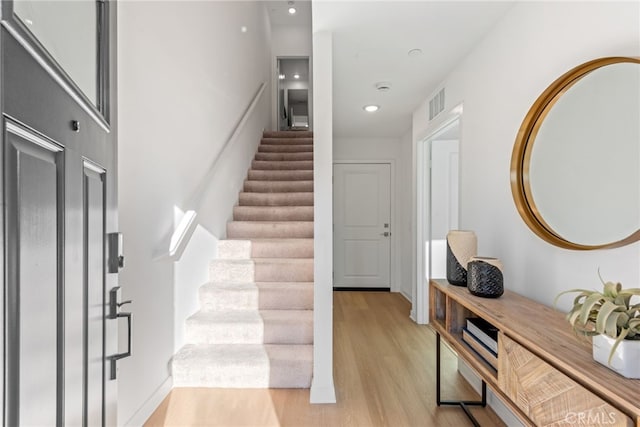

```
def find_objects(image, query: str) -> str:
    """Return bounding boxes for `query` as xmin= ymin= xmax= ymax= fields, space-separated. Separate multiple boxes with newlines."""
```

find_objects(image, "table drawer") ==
xmin=498 ymin=333 xmax=632 ymax=427
xmin=498 ymin=333 xmax=634 ymax=426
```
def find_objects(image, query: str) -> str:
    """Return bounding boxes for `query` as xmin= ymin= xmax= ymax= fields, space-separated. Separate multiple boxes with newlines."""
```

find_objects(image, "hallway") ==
xmin=146 ymin=292 xmax=503 ymax=426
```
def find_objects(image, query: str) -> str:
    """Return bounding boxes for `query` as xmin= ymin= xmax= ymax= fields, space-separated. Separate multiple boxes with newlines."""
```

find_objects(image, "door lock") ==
xmin=107 ymin=233 xmax=124 ymax=273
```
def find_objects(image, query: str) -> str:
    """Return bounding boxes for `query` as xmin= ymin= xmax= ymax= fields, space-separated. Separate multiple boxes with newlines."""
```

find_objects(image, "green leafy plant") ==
xmin=554 ymin=273 xmax=640 ymax=365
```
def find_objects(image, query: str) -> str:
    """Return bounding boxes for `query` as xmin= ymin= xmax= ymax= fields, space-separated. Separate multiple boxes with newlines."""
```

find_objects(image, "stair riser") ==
xmin=217 ymin=240 xmax=251 ymax=260
xmin=209 ymin=260 xmax=254 ymax=283
xmin=263 ymin=130 xmax=313 ymax=138
xmin=261 ymin=137 xmax=313 ymax=145
xmin=255 ymin=262 xmax=313 ymax=282
xmin=244 ymin=180 xmax=313 ymax=193
xmin=259 ymin=144 xmax=313 ymax=153
xmin=227 ymin=222 xmax=313 ymax=239
xmin=255 ymin=152 xmax=313 ymax=161
xmin=186 ymin=321 xmax=263 ymax=345
xmin=255 ymin=284 xmax=313 ymax=310
xmin=233 ymin=206 xmax=313 ymax=221
xmin=247 ymin=170 xmax=313 ymax=181
xmin=186 ymin=318 xmax=313 ymax=345
xmin=251 ymin=239 xmax=314 ymax=258
xmin=172 ymin=363 xmax=272 ymax=388
xmin=200 ymin=286 xmax=258 ymax=311
xmin=171 ymin=344 xmax=313 ymax=388
xmin=252 ymin=160 xmax=313 ymax=171
xmin=238 ymin=192 xmax=313 ymax=207
xmin=200 ymin=284 xmax=314 ymax=311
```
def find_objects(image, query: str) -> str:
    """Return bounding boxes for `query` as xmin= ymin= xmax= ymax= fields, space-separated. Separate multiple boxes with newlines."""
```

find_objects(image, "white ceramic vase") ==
xmin=592 ymin=334 xmax=640 ymax=379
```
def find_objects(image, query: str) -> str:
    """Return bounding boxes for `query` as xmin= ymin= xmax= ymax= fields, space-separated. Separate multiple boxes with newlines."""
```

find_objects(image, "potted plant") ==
xmin=554 ymin=275 xmax=640 ymax=379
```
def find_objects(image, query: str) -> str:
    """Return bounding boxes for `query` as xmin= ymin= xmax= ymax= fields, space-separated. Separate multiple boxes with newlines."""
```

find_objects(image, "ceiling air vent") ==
xmin=429 ymin=88 xmax=445 ymax=121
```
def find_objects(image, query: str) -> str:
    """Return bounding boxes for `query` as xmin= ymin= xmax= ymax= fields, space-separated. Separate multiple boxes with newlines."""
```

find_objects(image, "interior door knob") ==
xmin=381 ymin=231 xmax=390 ymax=237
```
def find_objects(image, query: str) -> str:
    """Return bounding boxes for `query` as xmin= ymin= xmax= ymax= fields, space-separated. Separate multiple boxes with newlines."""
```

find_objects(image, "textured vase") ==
xmin=446 ymin=230 xmax=477 ymax=286
xmin=467 ymin=257 xmax=504 ymax=298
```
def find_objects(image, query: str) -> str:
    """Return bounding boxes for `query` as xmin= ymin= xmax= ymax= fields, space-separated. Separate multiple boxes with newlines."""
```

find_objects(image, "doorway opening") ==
xmin=277 ymin=57 xmax=310 ymax=131
xmin=415 ymin=110 xmax=462 ymax=324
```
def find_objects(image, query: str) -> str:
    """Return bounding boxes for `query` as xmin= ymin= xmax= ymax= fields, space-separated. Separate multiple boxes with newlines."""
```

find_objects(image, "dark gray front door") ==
xmin=1 ymin=1 xmax=119 ymax=425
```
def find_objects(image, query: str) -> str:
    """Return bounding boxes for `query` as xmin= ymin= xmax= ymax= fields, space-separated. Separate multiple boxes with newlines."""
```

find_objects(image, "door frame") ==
xmin=415 ymin=106 xmax=463 ymax=324
xmin=273 ymin=55 xmax=312 ymax=131
xmin=333 ymin=159 xmax=397 ymax=292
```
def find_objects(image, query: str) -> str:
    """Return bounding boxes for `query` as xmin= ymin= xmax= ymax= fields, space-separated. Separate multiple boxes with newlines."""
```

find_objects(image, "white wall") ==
xmin=412 ymin=1 xmax=640 ymax=316
xmin=117 ymin=1 xmax=271 ymax=424
xmin=271 ymin=25 xmax=313 ymax=130
xmin=333 ymin=136 xmax=413 ymax=300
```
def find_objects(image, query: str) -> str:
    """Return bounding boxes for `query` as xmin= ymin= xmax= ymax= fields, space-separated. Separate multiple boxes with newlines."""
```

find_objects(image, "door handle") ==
xmin=106 ymin=286 xmax=133 ymax=380
xmin=380 ymin=232 xmax=390 ymax=237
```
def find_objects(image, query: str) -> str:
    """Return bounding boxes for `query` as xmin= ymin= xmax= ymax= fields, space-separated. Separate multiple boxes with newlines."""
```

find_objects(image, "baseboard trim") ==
xmin=333 ymin=287 xmax=390 ymax=292
xmin=310 ymin=381 xmax=337 ymax=404
xmin=123 ymin=376 xmax=173 ymax=426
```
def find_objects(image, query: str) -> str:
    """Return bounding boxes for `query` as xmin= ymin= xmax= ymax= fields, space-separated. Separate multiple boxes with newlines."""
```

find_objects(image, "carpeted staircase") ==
xmin=172 ymin=130 xmax=314 ymax=388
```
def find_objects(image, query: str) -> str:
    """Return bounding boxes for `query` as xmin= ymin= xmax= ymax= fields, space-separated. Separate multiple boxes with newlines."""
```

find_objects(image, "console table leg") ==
xmin=435 ymin=331 xmax=487 ymax=426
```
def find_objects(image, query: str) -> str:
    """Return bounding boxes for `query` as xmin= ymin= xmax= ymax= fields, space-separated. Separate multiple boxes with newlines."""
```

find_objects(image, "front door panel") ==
xmin=84 ymin=162 xmax=106 ymax=427
xmin=4 ymin=122 xmax=64 ymax=427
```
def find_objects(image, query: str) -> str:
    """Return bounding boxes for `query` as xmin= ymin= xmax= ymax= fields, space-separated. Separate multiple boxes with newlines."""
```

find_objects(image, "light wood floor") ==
xmin=145 ymin=292 xmax=505 ymax=426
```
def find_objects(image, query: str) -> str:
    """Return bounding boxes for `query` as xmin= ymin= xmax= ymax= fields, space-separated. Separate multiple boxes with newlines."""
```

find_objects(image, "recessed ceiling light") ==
xmin=288 ymin=7 xmax=296 ymax=14
xmin=279 ymin=74 xmax=285 ymax=80
xmin=240 ymin=26 xmax=248 ymax=33
xmin=408 ymin=48 xmax=423 ymax=57
xmin=363 ymin=105 xmax=380 ymax=113
xmin=293 ymin=74 xmax=300 ymax=79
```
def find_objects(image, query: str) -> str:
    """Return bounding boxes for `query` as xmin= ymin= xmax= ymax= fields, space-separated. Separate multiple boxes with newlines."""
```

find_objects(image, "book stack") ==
xmin=462 ymin=317 xmax=498 ymax=369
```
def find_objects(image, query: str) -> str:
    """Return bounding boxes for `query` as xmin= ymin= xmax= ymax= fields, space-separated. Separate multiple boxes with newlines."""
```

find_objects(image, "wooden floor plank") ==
xmin=145 ymin=292 xmax=506 ymax=426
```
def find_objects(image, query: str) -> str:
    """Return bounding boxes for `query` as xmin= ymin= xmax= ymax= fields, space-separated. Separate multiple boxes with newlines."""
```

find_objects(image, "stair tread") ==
xmin=210 ymin=259 xmax=253 ymax=265
xmin=202 ymin=281 xmax=314 ymax=288
xmin=248 ymin=238 xmax=314 ymax=242
xmin=229 ymin=221 xmax=313 ymax=226
xmin=245 ymin=180 xmax=314 ymax=184
xmin=233 ymin=206 xmax=314 ymax=210
xmin=253 ymin=258 xmax=313 ymax=266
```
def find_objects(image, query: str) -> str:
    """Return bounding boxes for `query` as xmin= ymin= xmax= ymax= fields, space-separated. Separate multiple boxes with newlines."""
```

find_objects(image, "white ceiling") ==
xmin=267 ymin=1 xmax=514 ymax=138
xmin=265 ymin=0 xmax=312 ymax=27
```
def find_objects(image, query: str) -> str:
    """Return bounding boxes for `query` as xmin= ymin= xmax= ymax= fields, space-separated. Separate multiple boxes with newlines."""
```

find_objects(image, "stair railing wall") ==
xmin=154 ymin=81 xmax=269 ymax=261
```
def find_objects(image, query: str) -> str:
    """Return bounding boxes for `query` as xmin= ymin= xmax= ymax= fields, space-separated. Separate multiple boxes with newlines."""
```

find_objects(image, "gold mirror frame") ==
xmin=510 ymin=56 xmax=640 ymax=250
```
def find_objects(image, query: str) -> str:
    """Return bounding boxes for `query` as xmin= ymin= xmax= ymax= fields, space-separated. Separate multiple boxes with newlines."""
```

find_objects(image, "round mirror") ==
xmin=511 ymin=57 xmax=640 ymax=250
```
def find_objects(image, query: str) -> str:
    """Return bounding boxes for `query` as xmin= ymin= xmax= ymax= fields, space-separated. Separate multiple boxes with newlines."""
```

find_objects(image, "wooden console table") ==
xmin=429 ymin=279 xmax=640 ymax=427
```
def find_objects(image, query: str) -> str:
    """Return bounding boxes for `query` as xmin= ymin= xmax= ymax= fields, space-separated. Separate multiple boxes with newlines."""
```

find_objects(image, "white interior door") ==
xmin=334 ymin=163 xmax=391 ymax=288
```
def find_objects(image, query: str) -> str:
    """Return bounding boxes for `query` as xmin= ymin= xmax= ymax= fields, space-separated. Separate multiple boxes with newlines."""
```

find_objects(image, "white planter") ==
xmin=592 ymin=334 xmax=640 ymax=379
